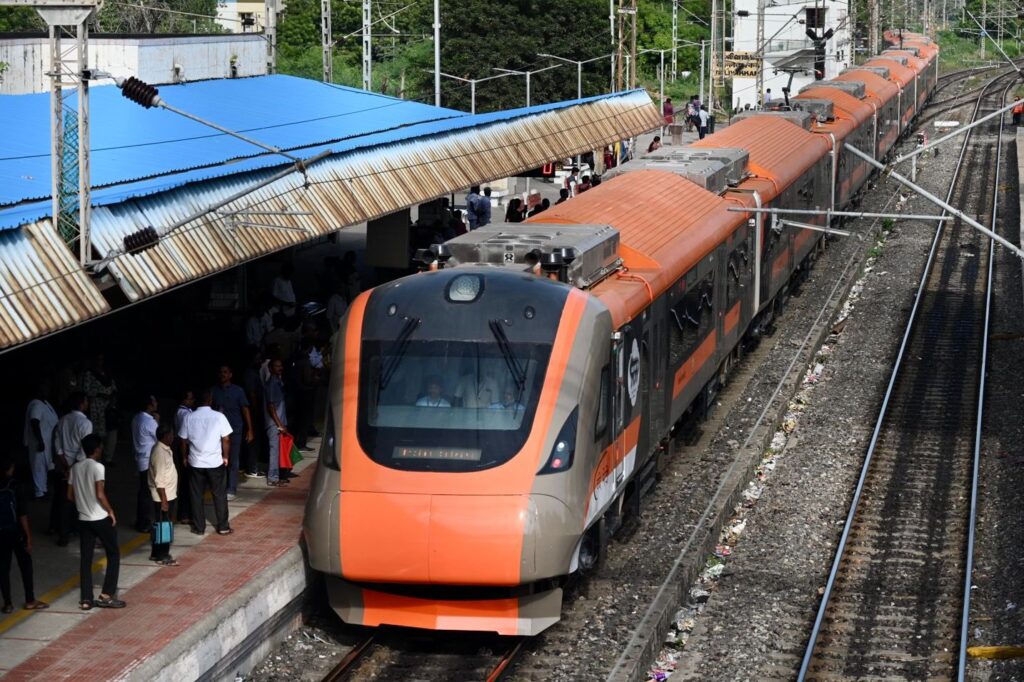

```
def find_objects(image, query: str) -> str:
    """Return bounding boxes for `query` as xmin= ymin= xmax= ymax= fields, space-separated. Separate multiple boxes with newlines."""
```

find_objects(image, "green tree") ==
xmin=0 ymin=6 xmax=44 ymax=32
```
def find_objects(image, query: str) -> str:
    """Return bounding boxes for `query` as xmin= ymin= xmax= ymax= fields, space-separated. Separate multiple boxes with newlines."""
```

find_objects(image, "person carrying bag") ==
xmin=148 ymin=424 xmax=179 ymax=566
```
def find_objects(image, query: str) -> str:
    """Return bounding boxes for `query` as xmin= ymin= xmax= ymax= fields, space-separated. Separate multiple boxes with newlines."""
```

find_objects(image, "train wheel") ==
xmin=578 ymin=518 xmax=606 ymax=575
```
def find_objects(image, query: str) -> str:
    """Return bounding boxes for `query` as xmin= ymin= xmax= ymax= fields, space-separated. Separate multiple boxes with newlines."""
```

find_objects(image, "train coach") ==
xmin=302 ymin=33 xmax=939 ymax=636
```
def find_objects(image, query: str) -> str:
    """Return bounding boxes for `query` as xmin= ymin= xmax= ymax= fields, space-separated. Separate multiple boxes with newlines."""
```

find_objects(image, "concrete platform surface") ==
xmin=0 ymin=447 xmax=315 ymax=680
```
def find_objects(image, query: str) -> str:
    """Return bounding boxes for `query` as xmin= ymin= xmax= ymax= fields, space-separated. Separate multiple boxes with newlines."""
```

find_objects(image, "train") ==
xmin=303 ymin=31 xmax=939 ymax=636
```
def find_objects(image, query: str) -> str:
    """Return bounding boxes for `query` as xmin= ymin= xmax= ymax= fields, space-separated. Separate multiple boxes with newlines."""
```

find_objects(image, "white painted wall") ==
xmin=0 ymin=34 xmax=266 ymax=94
xmin=730 ymin=0 xmax=851 ymax=110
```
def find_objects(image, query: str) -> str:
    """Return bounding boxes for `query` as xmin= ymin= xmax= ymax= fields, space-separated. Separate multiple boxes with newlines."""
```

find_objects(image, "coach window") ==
xmin=670 ymin=270 xmax=715 ymax=361
xmin=727 ymin=242 xmax=749 ymax=305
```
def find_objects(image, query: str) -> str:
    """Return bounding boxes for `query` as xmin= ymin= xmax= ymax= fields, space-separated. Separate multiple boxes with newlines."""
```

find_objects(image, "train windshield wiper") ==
xmin=489 ymin=319 xmax=526 ymax=393
xmin=379 ymin=316 xmax=421 ymax=391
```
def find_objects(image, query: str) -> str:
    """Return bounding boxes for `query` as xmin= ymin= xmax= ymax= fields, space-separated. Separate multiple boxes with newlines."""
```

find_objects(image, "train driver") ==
xmin=415 ymin=377 xmax=451 ymax=408
xmin=489 ymin=387 xmax=525 ymax=414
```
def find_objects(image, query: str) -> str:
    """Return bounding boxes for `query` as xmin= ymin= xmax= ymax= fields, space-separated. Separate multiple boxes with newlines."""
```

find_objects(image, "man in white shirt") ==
xmin=69 ymin=434 xmax=124 ymax=609
xmin=326 ymin=282 xmax=348 ymax=333
xmin=24 ymin=382 xmax=58 ymax=499
xmin=52 ymin=392 xmax=92 ymax=546
xmin=178 ymin=389 xmax=233 ymax=536
xmin=271 ymin=263 xmax=297 ymax=315
xmin=130 ymin=395 xmax=159 ymax=533
xmin=173 ymin=389 xmax=195 ymax=525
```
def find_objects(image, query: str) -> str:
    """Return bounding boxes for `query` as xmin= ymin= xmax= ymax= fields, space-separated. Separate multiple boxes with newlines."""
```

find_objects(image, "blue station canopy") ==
xmin=0 ymin=74 xmax=629 ymax=230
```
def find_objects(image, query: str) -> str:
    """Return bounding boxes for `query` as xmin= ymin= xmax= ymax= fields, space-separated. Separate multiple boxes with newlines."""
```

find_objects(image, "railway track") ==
xmin=797 ymin=69 xmax=1014 ymax=680
xmin=321 ymin=632 xmax=523 ymax=681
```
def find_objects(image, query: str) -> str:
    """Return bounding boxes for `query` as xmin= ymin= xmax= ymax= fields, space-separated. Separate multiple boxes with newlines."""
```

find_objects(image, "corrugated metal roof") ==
xmin=0 ymin=76 xmax=462 ymax=210
xmin=82 ymin=90 xmax=661 ymax=301
xmin=0 ymin=75 xmax=654 ymax=230
xmin=0 ymin=221 xmax=110 ymax=349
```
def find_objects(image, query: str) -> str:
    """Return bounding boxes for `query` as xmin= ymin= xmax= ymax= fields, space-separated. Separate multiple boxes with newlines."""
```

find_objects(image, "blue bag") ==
xmin=151 ymin=515 xmax=174 ymax=545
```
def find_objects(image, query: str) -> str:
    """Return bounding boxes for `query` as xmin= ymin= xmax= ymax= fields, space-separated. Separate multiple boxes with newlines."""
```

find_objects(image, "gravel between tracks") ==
xmin=967 ymin=131 xmax=1024 ymax=681
xmin=654 ymin=103 xmax=998 ymax=679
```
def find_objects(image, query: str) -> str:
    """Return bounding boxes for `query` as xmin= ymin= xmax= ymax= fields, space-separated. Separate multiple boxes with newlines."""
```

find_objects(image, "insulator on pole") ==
xmin=119 ymin=77 xmax=160 ymax=109
xmin=123 ymin=226 xmax=160 ymax=254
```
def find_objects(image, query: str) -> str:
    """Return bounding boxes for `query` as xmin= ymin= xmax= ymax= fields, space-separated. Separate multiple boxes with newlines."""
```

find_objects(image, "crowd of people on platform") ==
xmin=3 ymin=253 xmax=363 ymax=612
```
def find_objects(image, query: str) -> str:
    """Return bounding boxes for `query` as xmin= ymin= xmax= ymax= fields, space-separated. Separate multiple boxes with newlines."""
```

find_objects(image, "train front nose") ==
xmin=339 ymin=492 xmax=574 ymax=585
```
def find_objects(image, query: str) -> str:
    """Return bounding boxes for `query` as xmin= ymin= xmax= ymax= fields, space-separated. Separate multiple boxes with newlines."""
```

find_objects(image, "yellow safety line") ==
xmin=0 ymin=532 xmax=150 ymax=637
xmin=967 ymin=645 xmax=1024 ymax=660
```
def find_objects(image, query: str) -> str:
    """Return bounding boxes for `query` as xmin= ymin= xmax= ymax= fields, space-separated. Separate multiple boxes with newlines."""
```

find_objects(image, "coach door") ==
xmin=612 ymin=324 xmax=642 ymax=487
xmin=612 ymin=334 xmax=627 ymax=487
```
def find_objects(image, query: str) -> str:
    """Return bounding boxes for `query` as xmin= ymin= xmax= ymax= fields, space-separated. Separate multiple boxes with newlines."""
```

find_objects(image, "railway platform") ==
xmin=0 ymin=446 xmax=316 ymax=681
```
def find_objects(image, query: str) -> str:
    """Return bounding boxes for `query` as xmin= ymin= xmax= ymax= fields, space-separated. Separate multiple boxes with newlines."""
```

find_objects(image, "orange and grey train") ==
xmin=303 ymin=31 xmax=937 ymax=637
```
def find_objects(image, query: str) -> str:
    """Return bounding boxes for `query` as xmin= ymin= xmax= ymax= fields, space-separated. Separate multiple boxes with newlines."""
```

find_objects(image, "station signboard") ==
xmin=723 ymin=51 xmax=762 ymax=77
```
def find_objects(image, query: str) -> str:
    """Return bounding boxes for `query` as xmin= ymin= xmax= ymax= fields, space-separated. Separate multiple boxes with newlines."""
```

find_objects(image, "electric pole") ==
xmin=362 ymin=0 xmax=371 ymax=90
xmin=265 ymin=0 xmax=277 ymax=73
xmin=321 ymin=0 xmax=332 ymax=82
xmin=1 ymin=0 xmax=98 ymax=265
xmin=672 ymin=0 xmax=678 ymax=81
xmin=870 ymin=0 xmax=880 ymax=56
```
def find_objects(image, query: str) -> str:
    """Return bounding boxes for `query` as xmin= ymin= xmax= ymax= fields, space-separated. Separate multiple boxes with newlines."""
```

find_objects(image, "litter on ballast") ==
xmin=704 ymin=562 xmax=726 ymax=579
xmin=690 ymin=586 xmax=711 ymax=603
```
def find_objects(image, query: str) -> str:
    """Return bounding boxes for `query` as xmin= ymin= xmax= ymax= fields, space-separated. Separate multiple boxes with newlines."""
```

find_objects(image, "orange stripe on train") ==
xmin=673 ymin=330 xmax=718 ymax=399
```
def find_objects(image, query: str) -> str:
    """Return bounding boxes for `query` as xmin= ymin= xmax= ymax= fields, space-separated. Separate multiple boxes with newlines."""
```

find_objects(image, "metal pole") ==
xmin=157 ymin=149 xmax=333 ymax=240
xmin=966 ymin=7 xmax=1019 ymax=70
xmin=49 ymin=24 xmax=61 ymax=242
xmin=77 ymin=19 xmax=89 ymax=265
xmin=362 ymin=0 xmax=371 ymax=90
xmin=470 ymin=79 xmax=475 ymax=114
xmin=265 ymin=0 xmax=277 ymax=73
xmin=700 ymin=39 xmax=706 ymax=103
xmin=526 ymin=71 xmax=531 ymax=106
xmin=672 ymin=0 xmax=678 ymax=80
xmin=157 ymin=100 xmax=300 ymax=161
xmin=321 ymin=0 xmax=332 ymax=83
xmin=659 ymin=50 xmax=665 ymax=134
xmin=727 ymin=207 xmax=954 ymax=221
xmin=578 ymin=61 xmax=583 ymax=99
xmin=893 ymin=97 xmax=1020 ymax=164
xmin=610 ymin=0 xmax=616 ymax=90
xmin=846 ymin=144 xmax=1024 ymax=259
xmin=433 ymin=0 xmax=440 ymax=106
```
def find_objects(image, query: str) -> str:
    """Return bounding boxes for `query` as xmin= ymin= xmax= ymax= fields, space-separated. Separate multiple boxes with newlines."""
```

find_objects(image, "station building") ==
xmin=729 ymin=0 xmax=852 ymax=110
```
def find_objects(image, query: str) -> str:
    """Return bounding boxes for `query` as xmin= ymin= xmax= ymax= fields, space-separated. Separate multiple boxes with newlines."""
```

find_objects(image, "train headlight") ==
xmin=539 ymin=406 xmax=578 ymax=475
xmin=446 ymin=274 xmax=484 ymax=303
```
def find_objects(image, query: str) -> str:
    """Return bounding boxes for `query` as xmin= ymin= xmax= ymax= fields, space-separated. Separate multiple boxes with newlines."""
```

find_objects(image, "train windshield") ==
xmin=357 ymin=339 xmax=550 ymax=472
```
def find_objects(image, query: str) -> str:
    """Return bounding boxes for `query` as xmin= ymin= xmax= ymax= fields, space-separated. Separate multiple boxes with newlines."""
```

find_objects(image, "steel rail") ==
xmin=321 ymin=634 xmax=375 ymax=682
xmin=485 ymin=638 xmax=526 ymax=682
xmin=796 ymin=69 xmax=1013 ymax=681
xmin=957 ymin=73 xmax=1006 ymax=682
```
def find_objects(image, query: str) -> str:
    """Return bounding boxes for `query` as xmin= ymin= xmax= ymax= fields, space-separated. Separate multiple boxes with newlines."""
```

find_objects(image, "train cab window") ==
xmin=594 ymin=364 xmax=610 ymax=441
xmin=357 ymin=339 xmax=551 ymax=472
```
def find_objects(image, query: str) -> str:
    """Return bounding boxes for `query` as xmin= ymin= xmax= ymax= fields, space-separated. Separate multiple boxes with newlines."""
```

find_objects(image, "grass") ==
xmin=936 ymin=28 xmax=1024 ymax=73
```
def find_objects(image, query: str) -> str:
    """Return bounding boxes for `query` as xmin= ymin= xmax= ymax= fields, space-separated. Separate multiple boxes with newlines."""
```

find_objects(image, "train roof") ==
xmin=691 ymin=116 xmax=831 ymax=200
xmin=863 ymin=57 xmax=916 ymax=88
xmin=796 ymin=86 xmax=874 ymax=127
xmin=529 ymin=169 xmax=745 ymax=326
xmin=877 ymin=50 xmax=927 ymax=75
xmin=835 ymin=69 xmax=899 ymax=106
